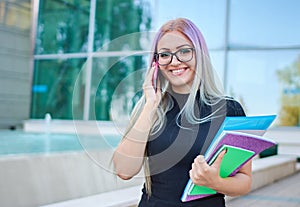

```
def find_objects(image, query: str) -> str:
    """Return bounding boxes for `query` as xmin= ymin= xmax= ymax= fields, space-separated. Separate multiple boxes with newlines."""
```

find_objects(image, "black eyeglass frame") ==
xmin=154 ymin=48 xmax=195 ymax=66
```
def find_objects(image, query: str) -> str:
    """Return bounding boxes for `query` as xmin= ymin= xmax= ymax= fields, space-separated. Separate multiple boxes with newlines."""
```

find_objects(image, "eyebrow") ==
xmin=176 ymin=44 xmax=192 ymax=49
xmin=158 ymin=44 xmax=193 ymax=52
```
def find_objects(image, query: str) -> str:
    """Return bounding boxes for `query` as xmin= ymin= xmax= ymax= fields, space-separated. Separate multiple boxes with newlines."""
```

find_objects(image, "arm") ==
xmin=113 ymin=64 xmax=161 ymax=180
xmin=113 ymin=103 xmax=156 ymax=180
xmin=189 ymin=152 xmax=252 ymax=197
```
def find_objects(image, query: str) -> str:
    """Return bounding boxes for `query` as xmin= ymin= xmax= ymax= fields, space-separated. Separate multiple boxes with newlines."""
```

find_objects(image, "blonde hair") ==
xmin=123 ymin=18 xmax=225 ymax=196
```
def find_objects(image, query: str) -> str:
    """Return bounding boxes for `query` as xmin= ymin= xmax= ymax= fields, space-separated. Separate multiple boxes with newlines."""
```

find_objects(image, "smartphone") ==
xmin=152 ymin=61 xmax=159 ymax=92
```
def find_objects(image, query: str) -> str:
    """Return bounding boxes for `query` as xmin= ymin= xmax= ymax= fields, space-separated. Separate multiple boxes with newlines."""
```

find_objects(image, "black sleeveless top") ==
xmin=138 ymin=92 xmax=245 ymax=207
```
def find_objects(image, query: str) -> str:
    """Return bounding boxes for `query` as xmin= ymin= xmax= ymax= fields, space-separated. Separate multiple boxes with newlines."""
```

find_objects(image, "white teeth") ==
xmin=172 ymin=68 xmax=185 ymax=75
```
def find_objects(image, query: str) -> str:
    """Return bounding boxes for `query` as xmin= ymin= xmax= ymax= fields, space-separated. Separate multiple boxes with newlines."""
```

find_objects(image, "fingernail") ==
xmin=198 ymin=155 xmax=205 ymax=163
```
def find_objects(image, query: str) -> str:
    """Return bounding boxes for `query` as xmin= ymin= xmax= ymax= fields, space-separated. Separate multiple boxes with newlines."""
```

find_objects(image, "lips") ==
xmin=171 ymin=68 xmax=187 ymax=76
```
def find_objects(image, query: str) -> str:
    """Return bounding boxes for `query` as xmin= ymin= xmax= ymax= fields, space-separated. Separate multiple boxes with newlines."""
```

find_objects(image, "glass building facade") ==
xmin=32 ymin=0 xmax=153 ymax=121
xmin=31 ymin=0 xmax=300 ymax=126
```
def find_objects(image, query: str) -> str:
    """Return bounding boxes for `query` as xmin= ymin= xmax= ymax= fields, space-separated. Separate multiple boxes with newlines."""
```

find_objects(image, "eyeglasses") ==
xmin=155 ymin=48 xmax=194 ymax=66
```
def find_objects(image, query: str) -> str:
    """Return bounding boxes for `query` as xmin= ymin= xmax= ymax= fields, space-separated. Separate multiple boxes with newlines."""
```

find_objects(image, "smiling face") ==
xmin=157 ymin=31 xmax=196 ymax=94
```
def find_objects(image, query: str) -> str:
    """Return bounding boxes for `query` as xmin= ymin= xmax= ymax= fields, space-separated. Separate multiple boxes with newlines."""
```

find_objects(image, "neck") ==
xmin=169 ymin=89 xmax=189 ymax=109
xmin=171 ymin=85 xmax=191 ymax=94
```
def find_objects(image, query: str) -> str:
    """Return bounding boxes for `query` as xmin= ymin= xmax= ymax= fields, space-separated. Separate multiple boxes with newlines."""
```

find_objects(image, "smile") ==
xmin=171 ymin=68 xmax=187 ymax=76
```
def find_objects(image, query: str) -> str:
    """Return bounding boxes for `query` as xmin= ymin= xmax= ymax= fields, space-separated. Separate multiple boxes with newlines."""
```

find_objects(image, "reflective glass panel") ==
xmin=229 ymin=0 xmax=300 ymax=48
xmin=210 ymin=51 xmax=225 ymax=83
xmin=35 ymin=0 xmax=90 ymax=54
xmin=31 ymin=58 xmax=86 ymax=119
xmin=94 ymin=0 xmax=153 ymax=51
xmin=227 ymin=50 xmax=300 ymax=126
xmin=155 ymin=0 xmax=226 ymax=49
xmin=90 ymin=55 xmax=148 ymax=121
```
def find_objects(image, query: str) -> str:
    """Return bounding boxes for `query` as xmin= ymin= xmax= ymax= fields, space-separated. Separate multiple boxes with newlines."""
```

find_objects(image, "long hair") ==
xmin=123 ymin=18 xmax=225 ymax=195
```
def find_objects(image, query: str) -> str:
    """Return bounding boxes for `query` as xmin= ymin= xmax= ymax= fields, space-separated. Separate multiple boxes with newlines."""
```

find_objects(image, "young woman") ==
xmin=113 ymin=18 xmax=252 ymax=207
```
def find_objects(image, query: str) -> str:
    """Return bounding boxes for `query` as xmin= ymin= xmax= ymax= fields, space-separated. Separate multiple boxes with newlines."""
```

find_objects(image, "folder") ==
xmin=181 ymin=115 xmax=277 ymax=202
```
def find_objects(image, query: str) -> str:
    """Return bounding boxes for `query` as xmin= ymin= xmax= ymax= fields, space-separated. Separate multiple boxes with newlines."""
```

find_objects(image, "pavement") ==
xmin=227 ymin=169 xmax=300 ymax=207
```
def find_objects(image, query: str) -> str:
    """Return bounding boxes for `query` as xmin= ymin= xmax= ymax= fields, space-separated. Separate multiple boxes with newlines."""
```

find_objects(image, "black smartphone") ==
xmin=152 ymin=61 xmax=159 ymax=92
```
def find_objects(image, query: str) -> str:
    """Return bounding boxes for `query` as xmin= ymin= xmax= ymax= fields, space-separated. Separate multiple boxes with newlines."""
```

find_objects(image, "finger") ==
xmin=212 ymin=149 xmax=226 ymax=168
xmin=189 ymin=169 xmax=196 ymax=182
xmin=156 ymin=75 xmax=161 ymax=91
xmin=194 ymin=155 xmax=210 ymax=173
xmin=150 ymin=62 xmax=156 ymax=75
xmin=196 ymin=155 xmax=207 ymax=166
xmin=189 ymin=168 xmax=200 ymax=182
xmin=143 ymin=64 xmax=156 ymax=89
xmin=197 ymin=155 xmax=206 ymax=162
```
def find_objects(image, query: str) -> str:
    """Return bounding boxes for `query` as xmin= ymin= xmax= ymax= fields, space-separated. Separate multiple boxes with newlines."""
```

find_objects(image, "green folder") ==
xmin=189 ymin=145 xmax=255 ymax=195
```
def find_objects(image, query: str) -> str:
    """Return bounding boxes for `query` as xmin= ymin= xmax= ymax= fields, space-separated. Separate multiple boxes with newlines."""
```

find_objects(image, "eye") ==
xmin=159 ymin=52 xmax=171 ymax=59
xmin=179 ymin=48 xmax=192 ymax=55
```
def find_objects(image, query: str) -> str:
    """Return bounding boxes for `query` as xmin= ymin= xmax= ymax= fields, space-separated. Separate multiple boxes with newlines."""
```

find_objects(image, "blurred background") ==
xmin=0 ymin=0 xmax=300 ymax=128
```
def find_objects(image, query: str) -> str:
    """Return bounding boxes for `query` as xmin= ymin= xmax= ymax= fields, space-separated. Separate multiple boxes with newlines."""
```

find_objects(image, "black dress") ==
xmin=138 ymin=92 xmax=245 ymax=207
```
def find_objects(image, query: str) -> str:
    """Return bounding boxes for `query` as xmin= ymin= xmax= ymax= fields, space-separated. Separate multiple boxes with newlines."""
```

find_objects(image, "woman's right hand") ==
xmin=143 ymin=63 xmax=162 ymax=108
xmin=113 ymin=63 xmax=163 ymax=180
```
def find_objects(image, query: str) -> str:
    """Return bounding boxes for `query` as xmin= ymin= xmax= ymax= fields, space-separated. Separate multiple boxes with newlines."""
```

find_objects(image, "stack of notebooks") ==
xmin=181 ymin=114 xmax=277 ymax=202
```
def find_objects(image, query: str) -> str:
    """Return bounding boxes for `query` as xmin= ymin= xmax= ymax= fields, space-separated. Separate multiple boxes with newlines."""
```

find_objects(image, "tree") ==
xmin=276 ymin=55 xmax=300 ymax=126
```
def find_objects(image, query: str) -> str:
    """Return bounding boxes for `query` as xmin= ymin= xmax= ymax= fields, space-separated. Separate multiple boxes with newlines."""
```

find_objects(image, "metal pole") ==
xmin=223 ymin=0 xmax=230 ymax=93
xmin=83 ymin=0 xmax=96 ymax=120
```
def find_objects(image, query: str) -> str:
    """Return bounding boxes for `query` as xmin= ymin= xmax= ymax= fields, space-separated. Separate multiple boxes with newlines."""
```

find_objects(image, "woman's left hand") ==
xmin=189 ymin=150 xmax=226 ymax=190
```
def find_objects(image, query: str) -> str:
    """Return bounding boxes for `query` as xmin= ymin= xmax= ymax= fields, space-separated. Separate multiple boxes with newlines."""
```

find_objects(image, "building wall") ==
xmin=0 ymin=26 xmax=31 ymax=129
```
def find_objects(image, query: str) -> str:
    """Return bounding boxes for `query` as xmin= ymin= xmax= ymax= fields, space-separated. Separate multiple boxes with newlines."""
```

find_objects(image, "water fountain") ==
xmin=44 ymin=113 xmax=52 ymax=134
xmin=44 ymin=113 xmax=52 ymax=153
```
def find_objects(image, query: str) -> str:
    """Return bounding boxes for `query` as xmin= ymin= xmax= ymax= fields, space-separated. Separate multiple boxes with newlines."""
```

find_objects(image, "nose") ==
xmin=170 ymin=54 xmax=181 ymax=65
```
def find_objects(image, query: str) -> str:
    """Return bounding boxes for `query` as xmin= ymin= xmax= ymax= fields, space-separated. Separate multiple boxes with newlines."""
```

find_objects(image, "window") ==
xmin=227 ymin=51 xmax=300 ymax=115
xmin=31 ymin=58 xmax=86 ymax=119
xmin=32 ymin=0 xmax=153 ymax=120
xmin=229 ymin=0 xmax=300 ymax=48
xmin=155 ymin=0 xmax=226 ymax=50
xmin=89 ymin=55 xmax=147 ymax=121
xmin=228 ymin=0 xmax=300 ymax=125
xmin=35 ymin=0 xmax=90 ymax=54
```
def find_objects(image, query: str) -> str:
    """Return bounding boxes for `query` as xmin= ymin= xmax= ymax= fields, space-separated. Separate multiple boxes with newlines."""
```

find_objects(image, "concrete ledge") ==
xmin=23 ymin=119 xmax=126 ymax=135
xmin=251 ymin=155 xmax=297 ymax=191
xmin=265 ymin=127 xmax=300 ymax=158
xmin=42 ymin=155 xmax=298 ymax=207
xmin=41 ymin=186 xmax=142 ymax=207
xmin=0 ymin=151 xmax=143 ymax=207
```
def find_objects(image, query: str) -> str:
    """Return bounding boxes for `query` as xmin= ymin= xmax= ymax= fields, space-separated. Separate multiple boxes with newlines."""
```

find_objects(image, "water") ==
xmin=0 ymin=130 xmax=121 ymax=156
